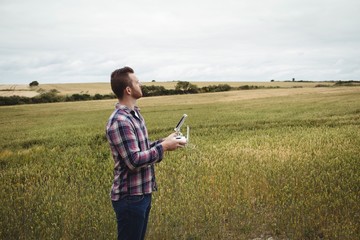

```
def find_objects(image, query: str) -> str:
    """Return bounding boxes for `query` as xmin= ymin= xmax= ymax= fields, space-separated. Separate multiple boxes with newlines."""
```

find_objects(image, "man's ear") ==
xmin=125 ymin=86 xmax=132 ymax=96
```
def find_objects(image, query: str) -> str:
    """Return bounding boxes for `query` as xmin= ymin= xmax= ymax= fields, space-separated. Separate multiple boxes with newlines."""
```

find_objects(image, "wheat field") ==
xmin=1 ymin=86 xmax=359 ymax=239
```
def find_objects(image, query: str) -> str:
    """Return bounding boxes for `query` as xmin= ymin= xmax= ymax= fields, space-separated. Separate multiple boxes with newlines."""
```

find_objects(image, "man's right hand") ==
xmin=161 ymin=133 xmax=186 ymax=151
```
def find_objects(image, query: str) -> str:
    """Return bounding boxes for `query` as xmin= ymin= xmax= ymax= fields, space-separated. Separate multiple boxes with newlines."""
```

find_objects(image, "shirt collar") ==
xmin=115 ymin=103 xmax=140 ymax=113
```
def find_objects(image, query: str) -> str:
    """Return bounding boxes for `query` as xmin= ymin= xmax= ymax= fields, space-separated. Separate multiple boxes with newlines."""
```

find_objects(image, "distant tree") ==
xmin=151 ymin=80 xmax=156 ymax=82
xmin=216 ymin=84 xmax=231 ymax=91
xmin=94 ymin=94 xmax=103 ymax=100
xmin=32 ymin=91 xmax=63 ymax=103
xmin=29 ymin=81 xmax=39 ymax=87
xmin=239 ymin=85 xmax=250 ymax=90
xmin=201 ymin=84 xmax=231 ymax=93
xmin=49 ymin=89 xmax=60 ymax=94
xmin=175 ymin=81 xmax=199 ymax=93
xmin=141 ymin=85 xmax=168 ymax=96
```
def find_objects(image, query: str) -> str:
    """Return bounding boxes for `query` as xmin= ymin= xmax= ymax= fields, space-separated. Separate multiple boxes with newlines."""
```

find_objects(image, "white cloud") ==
xmin=0 ymin=0 xmax=359 ymax=84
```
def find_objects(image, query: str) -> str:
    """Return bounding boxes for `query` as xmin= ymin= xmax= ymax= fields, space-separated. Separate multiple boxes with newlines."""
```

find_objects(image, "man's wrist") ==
xmin=160 ymin=142 xmax=167 ymax=151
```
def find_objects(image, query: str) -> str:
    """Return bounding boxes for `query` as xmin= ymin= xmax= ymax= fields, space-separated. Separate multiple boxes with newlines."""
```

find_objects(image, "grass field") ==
xmin=1 ymin=87 xmax=359 ymax=239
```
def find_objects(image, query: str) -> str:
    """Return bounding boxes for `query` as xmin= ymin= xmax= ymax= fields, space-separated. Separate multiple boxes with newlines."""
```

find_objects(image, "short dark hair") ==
xmin=110 ymin=66 xmax=135 ymax=99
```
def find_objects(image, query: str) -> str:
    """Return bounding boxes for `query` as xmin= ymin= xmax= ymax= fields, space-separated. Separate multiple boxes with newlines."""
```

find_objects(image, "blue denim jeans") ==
xmin=112 ymin=194 xmax=152 ymax=240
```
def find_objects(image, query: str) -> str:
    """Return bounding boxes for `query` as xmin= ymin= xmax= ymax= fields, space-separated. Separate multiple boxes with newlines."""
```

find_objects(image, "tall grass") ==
xmin=1 ymin=88 xmax=359 ymax=239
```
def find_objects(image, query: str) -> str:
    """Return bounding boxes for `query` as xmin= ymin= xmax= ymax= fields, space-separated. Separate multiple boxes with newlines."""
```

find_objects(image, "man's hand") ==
xmin=161 ymin=133 xmax=186 ymax=151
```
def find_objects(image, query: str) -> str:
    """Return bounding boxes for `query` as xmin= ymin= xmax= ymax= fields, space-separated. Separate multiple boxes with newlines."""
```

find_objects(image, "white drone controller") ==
xmin=174 ymin=114 xmax=189 ymax=144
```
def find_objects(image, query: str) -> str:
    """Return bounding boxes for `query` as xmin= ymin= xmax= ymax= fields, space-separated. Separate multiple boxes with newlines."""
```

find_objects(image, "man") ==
xmin=106 ymin=66 xmax=185 ymax=240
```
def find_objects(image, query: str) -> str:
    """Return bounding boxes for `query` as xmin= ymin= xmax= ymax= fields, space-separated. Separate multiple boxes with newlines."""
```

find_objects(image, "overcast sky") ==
xmin=1 ymin=0 xmax=359 ymax=84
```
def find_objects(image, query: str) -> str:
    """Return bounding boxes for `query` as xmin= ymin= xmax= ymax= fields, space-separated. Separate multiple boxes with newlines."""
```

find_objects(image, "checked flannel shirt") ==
xmin=106 ymin=103 xmax=164 ymax=201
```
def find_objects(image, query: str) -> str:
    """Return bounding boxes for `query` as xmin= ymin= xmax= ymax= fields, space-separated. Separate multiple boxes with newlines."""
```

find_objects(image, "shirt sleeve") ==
xmin=108 ymin=118 xmax=164 ymax=171
xmin=150 ymin=139 xmax=164 ymax=148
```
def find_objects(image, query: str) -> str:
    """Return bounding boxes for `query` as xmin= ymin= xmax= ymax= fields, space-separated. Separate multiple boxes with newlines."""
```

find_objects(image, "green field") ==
xmin=1 ymin=87 xmax=359 ymax=239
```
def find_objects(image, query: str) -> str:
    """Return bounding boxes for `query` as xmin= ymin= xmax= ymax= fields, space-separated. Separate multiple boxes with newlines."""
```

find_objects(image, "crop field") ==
xmin=35 ymin=81 xmax=332 ymax=95
xmin=0 ymin=87 xmax=359 ymax=239
xmin=0 ymin=81 xmax=334 ymax=97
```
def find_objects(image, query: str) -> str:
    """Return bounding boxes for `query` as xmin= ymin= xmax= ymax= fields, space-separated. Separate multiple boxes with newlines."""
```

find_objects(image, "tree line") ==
xmin=0 ymin=81 xmax=232 ymax=106
xmin=141 ymin=81 xmax=232 ymax=97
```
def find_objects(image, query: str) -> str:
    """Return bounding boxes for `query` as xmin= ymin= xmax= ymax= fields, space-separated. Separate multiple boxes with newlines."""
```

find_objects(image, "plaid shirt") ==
xmin=106 ymin=103 xmax=164 ymax=201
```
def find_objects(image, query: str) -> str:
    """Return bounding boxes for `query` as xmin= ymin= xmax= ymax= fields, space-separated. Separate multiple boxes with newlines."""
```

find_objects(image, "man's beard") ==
xmin=131 ymin=88 xmax=143 ymax=99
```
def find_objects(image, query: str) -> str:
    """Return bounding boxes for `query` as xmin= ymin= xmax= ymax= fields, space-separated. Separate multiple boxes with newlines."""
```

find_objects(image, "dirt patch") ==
xmin=0 ymin=85 xmax=39 ymax=97
xmin=0 ymin=91 xmax=39 ymax=97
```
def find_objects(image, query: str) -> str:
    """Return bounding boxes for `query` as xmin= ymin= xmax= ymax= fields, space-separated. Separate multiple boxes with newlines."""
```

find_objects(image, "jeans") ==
xmin=112 ymin=194 xmax=152 ymax=240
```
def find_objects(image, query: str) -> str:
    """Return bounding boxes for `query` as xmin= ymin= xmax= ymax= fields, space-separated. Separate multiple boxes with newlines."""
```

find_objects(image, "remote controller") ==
xmin=174 ymin=114 xmax=189 ymax=144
